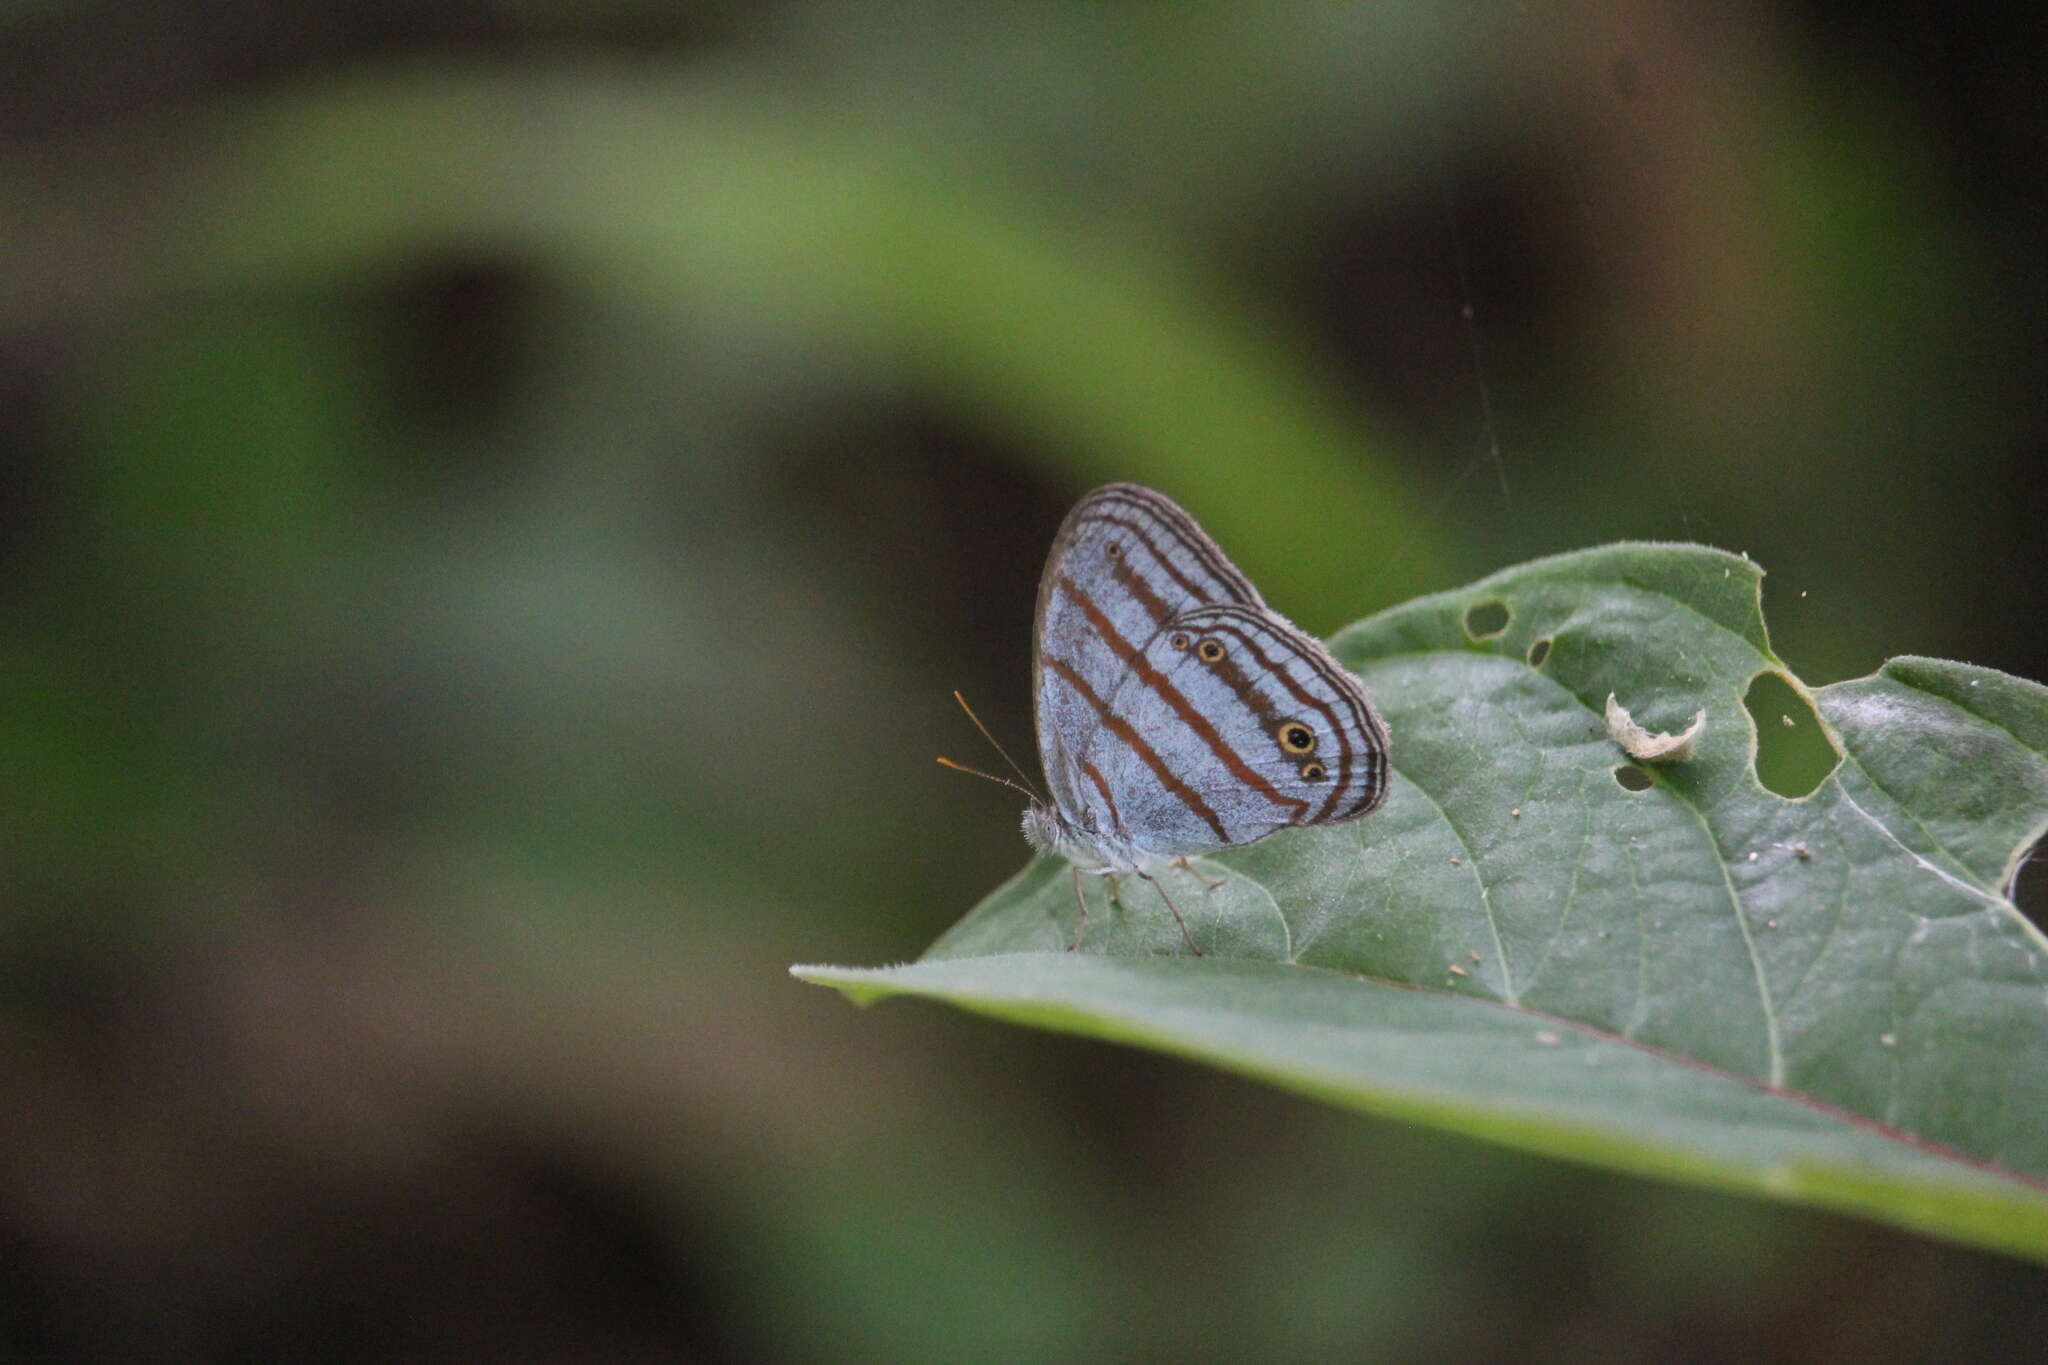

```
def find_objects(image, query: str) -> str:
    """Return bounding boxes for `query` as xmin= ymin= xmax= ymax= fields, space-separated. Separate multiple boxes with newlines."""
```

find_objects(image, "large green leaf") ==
xmin=797 ymin=544 xmax=2048 ymax=1260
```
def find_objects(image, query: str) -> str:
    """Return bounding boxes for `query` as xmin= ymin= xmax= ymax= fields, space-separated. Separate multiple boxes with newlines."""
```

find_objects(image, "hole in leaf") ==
xmin=1464 ymin=600 xmax=1510 ymax=640
xmin=1743 ymin=671 xmax=1839 ymax=799
xmin=1614 ymin=764 xmax=1653 ymax=792
xmin=2013 ymin=843 xmax=2047 ymax=934
xmin=1526 ymin=637 xmax=1552 ymax=668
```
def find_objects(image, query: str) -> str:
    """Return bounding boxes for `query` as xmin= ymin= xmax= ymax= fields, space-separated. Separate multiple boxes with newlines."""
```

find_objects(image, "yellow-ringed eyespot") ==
xmin=1169 ymin=632 xmax=1191 ymax=650
xmin=1106 ymin=542 xmax=1123 ymax=558
xmin=1299 ymin=761 xmax=1327 ymax=781
xmin=1196 ymin=638 xmax=1225 ymax=663
xmin=1276 ymin=721 xmax=1316 ymax=755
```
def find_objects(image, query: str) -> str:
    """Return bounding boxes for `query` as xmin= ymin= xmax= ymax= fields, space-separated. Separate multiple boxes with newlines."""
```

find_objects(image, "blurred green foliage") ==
xmin=4 ymin=0 xmax=2046 ymax=1359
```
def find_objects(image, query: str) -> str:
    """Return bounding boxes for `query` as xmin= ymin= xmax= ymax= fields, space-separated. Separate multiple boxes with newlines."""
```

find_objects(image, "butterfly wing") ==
xmin=1031 ymin=484 xmax=1264 ymax=839
xmin=1061 ymin=602 xmax=1387 ymax=857
xmin=1032 ymin=485 xmax=1388 ymax=860
xmin=1146 ymin=603 xmax=1390 ymax=842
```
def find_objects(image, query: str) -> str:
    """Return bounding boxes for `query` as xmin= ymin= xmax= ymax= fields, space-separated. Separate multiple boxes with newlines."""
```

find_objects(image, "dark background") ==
xmin=4 ymin=2 xmax=2046 ymax=1360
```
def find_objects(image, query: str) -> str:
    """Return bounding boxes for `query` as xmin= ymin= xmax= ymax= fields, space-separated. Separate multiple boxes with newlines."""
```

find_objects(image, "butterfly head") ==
xmin=1021 ymin=801 xmax=1065 ymax=856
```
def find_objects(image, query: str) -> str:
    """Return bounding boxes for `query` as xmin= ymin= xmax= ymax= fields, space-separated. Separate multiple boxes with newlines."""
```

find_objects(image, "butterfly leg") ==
xmin=1136 ymin=869 xmax=1204 ymax=956
xmin=1170 ymin=856 xmax=1226 ymax=890
xmin=1066 ymin=865 xmax=1089 ymax=952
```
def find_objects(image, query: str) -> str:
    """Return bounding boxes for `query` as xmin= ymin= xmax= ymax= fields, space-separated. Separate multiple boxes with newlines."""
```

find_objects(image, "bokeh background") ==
xmin=5 ymin=1 xmax=2046 ymax=1359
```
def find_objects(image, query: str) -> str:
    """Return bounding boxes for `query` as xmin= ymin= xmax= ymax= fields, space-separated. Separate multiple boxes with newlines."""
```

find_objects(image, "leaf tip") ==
xmin=789 ymin=962 xmax=904 ymax=1008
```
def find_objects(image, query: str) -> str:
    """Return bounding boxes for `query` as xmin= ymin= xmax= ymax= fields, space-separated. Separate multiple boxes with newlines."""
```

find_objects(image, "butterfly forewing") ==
xmin=1031 ymin=484 xmax=1263 ymax=829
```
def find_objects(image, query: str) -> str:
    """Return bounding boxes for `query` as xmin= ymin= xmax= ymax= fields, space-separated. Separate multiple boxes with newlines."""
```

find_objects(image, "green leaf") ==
xmin=797 ymin=543 xmax=2048 ymax=1261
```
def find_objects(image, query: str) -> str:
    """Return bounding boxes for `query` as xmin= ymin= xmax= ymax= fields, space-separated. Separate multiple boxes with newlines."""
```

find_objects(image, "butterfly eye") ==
xmin=1196 ymin=638 xmax=1225 ymax=663
xmin=1299 ymin=761 xmax=1327 ymax=782
xmin=1169 ymin=633 xmax=1191 ymax=650
xmin=1276 ymin=722 xmax=1316 ymax=755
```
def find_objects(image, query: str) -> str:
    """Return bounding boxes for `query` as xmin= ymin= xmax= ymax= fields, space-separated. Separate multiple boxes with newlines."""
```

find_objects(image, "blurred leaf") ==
xmin=800 ymin=544 xmax=2048 ymax=1261
xmin=0 ymin=303 xmax=384 ymax=923
xmin=109 ymin=67 xmax=1449 ymax=616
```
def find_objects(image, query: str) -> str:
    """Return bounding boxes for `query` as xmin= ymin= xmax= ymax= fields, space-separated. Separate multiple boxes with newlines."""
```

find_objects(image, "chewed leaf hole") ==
xmin=1464 ymin=599 xmax=1510 ymax=640
xmin=2014 ymin=842 xmax=2048 ymax=934
xmin=1526 ymin=636 xmax=1552 ymax=668
xmin=1614 ymin=764 xmax=1654 ymax=792
xmin=1743 ymin=671 xmax=1839 ymax=798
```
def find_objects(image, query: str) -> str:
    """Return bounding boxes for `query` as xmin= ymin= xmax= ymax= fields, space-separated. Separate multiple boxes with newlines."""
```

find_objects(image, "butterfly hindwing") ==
xmin=1065 ymin=603 xmax=1383 ymax=857
xmin=1154 ymin=603 xmax=1389 ymax=830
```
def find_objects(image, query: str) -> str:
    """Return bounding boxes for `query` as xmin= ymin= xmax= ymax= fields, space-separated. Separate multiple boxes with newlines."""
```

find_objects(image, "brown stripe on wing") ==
xmin=1076 ymin=486 xmax=1258 ymax=605
xmin=1197 ymin=607 xmax=1378 ymax=740
xmin=1084 ymin=511 xmax=1214 ymax=603
xmin=1204 ymin=648 xmax=1281 ymax=729
xmin=1079 ymin=760 xmax=1121 ymax=832
xmin=1254 ymin=622 xmax=1386 ymax=822
xmin=1198 ymin=613 xmax=1388 ymax=822
xmin=1058 ymin=575 xmax=1307 ymax=816
xmin=1196 ymin=617 xmax=1353 ymax=817
xmin=1041 ymin=651 xmax=1231 ymax=844
xmin=1114 ymin=485 xmax=1253 ymax=601
xmin=1097 ymin=485 xmax=1259 ymax=601
xmin=1109 ymin=554 xmax=1172 ymax=625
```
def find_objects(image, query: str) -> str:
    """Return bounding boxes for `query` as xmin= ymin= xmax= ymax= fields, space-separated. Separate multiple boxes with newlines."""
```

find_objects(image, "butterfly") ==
xmin=992 ymin=482 xmax=1391 ymax=953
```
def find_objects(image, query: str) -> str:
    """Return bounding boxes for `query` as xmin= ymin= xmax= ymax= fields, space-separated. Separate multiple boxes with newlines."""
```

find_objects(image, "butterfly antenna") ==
xmin=935 ymin=755 xmax=1040 ymax=800
xmin=950 ymin=690 xmax=1045 ymax=802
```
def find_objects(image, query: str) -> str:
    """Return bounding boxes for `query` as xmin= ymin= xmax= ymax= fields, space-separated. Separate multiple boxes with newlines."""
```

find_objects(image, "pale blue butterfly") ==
xmin=1006 ymin=483 xmax=1391 ymax=953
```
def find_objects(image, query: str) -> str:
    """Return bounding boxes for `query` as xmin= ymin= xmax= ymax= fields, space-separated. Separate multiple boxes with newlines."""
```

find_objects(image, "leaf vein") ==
xmin=1388 ymin=759 xmax=1517 ymax=1005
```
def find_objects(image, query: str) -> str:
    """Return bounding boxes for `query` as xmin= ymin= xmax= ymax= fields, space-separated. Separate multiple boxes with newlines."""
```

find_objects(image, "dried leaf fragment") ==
xmin=1605 ymin=694 xmax=1706 ymax=763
